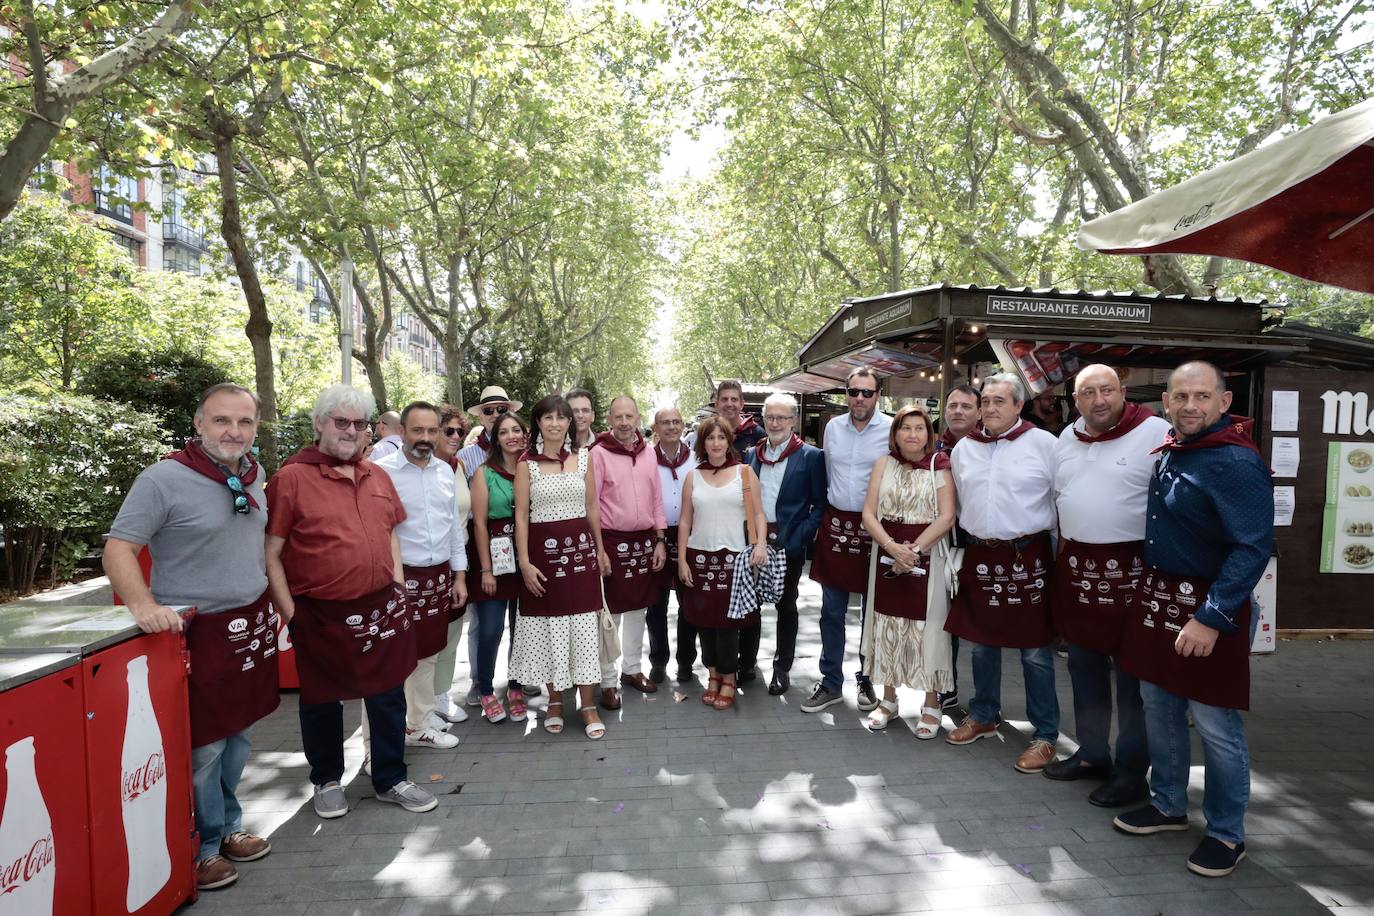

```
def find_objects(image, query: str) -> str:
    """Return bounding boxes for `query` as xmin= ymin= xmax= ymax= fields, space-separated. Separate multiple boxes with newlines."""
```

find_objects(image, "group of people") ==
xmin=102 ymin=358 xmax=1272 ymax=893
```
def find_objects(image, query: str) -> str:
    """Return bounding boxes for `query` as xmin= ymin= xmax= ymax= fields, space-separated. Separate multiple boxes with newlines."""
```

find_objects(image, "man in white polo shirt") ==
xmin=1049 ymin=364 xmax=1170 ymax=807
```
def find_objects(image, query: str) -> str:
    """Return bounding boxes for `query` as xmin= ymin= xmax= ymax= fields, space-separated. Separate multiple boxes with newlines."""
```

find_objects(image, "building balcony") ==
xmin=163 ymin=222 xmax=210 ymax=250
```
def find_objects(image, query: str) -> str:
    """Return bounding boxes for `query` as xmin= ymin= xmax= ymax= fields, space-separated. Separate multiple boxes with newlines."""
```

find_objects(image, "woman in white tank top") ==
xmin=676 ymin=417 xmax=767 ymax=711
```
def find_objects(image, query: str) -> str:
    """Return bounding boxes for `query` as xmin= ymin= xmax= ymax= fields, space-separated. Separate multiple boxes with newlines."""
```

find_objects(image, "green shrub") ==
xmin=78 ymin=347 xmax=232 ymax=447
xmin=0 ymin=393 xmax=166 ymax=594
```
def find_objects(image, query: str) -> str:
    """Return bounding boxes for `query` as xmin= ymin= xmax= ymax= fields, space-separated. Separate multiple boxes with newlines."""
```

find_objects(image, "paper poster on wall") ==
xmin=1271 ymin=390 xmax=1300 ymax=432
xmin=1271 ymin=437 xmax=1301 ymax=478
xmin=1273 ymin=486 xmax=1295 ymax=526
xmin=1320 ymin=442 xmax=1374 ymax=573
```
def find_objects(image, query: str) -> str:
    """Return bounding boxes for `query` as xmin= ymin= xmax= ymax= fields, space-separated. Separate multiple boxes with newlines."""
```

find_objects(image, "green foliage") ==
xmin=78 ymin=347 xmax=232 ymax=446
xmin=0 ymin=393 xmax=166 ymax=593
xmin=377 ymin=353 xmax=444 ymax=411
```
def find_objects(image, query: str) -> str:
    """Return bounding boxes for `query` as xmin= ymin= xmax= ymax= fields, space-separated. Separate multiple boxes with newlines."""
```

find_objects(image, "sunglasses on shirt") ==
xmin=846 ymin=387 xmax=877 ymax=399
xmin=481 ymin=405 xmax=510 ymax=417
xmin=329 ymin=416 xmax=372 ymax=431
xmin=225 ymin=476 xmax=250 ymax=515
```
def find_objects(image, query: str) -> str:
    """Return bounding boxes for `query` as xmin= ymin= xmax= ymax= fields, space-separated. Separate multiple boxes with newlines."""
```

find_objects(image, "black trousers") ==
xmin=699 ymin=627 xmax=740 ymax=674
xmin=737 ymin=548 xmax=805 ymax=674
xmin=646 ymin=583 xmax=699 ymax=670
xmin=299 ymin=685 xmax=405 ymax=794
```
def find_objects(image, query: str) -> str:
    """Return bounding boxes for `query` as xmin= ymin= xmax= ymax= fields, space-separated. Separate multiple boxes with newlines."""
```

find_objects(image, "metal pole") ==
xmin=339 ymin=259 xmax=354 ymax=384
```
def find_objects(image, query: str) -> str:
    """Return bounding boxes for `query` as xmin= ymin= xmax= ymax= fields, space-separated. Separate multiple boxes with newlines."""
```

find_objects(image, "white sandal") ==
xmin=916 ymin=706 xmax=942 ymax=740
xmin=866 ymin=698 xmax=899 ymax=731
xmin=581 ymin=708 xmax=606 ymax=741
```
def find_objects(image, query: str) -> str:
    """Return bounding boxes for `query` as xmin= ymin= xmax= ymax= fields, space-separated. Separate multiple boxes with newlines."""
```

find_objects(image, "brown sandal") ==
xmin=713 ymin=677 xmax=737 ymax=711
xmin=702 ymin=677 xmax=721 ymax=706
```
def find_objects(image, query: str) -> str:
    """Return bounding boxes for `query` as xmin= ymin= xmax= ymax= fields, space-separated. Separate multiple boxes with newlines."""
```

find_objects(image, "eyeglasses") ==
xmin=763 ymin=414 xmax=793 ymax=423
xmin=329 ymin=416 xmax=372 ymax=431
xmin=225 ymin=476 xmax=250 ymax=515
xmin=443 ymin=426 xmax=466 ymax=437
xmin=846 ymin=387 xmax=877 ymax=399
xmin=481 ymin=405 xmax=509 ymax=417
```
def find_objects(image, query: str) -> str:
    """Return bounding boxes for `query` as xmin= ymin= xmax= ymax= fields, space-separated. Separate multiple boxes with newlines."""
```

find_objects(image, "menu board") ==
xmin=1320 ymin=442 xmax=1374 ymax=573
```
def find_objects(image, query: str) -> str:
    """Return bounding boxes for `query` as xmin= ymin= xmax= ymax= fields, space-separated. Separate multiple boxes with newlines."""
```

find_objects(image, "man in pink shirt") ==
xmin=591 ymin=395 xmax=668 ymax=709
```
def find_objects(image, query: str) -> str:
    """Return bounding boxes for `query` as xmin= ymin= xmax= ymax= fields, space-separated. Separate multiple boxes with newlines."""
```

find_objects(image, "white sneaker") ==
xmin=405 ymin=726 xmax=459 ymax=749
xmin=429 ymin=713 xmax=452 ymax=732
xmin=434 ymin=693 xmax=469 ymax=723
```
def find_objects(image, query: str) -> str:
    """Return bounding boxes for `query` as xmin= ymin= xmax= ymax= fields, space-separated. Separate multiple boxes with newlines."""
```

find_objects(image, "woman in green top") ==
xmin=470 ymin=412 xmax=529 ymax=723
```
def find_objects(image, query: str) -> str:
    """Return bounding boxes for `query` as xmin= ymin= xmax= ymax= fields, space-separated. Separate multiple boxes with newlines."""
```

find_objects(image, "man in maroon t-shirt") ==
xmin=265 ymin=385 xmax=439 ymax=820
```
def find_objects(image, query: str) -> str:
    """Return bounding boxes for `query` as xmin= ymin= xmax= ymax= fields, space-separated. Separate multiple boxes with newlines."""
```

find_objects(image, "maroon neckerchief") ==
xmin=888 ymin=448 xmax=950 ymax=472
xmin=519 ymin=447 xmax=571 ymax=465
xmin=936 ymin=429 xmax=961 ymax=452
xmin=282 ymin=444 xmax=363 ymax=469
xmin=446 ymin=454 xmax=460 ymax=472
xmin=484 ymin=459 xmax=516 ymax=482
xmin=166 ymin=440 xmax=262 ymax=510
xmin=473 ymin=429 xmax=491 ymax=452
xmin=1151 ymin=415 xmax=1262 ymax=458
xmin=756 ymin=433 xmax=803 ymax=466
xmin=698 ymin=455 xmax=741 ymax=477
xmin=1074 ymin=401 xmax=1153 ymax=444
xmin=594 ymin=430 xmax=647 ymax=463
xmin=656 ymin=442 xmax=692 ymax=479
xmin=732 ymin=413 xmax=760 ymax=437
xmin=964 ymin=418 xmax=1035 ymax=444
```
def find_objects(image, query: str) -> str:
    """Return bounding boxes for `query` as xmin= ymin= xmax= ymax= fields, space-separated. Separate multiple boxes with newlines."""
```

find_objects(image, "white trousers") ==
xmin=600 ymin=607 xmax=647 ymax=687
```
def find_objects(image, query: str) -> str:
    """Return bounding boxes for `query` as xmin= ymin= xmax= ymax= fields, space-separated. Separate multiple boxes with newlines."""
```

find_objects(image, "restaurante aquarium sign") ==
xmin=986 ymin=296 xmax=1152 ymax=324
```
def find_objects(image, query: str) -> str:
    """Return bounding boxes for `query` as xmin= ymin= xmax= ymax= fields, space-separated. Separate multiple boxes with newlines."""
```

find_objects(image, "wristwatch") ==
xmin=654 ymin=535 xmax=667 ymax=544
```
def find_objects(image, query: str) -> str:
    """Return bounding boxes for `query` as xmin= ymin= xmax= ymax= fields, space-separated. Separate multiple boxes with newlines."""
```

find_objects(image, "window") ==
xmin=163 ymin=245 xmax=201 ymax=274
xmin=93 ymin=165 xmax=137 ymax=223
xmin=161 ymin=172 xmax=208 ymax=248
xmin=107 ymin=231 xmax=144 ymax=263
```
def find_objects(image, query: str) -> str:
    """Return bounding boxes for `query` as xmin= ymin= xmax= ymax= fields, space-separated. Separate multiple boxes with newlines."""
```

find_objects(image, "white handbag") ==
xmin=488 ymin=535 xmax=516 ymax=576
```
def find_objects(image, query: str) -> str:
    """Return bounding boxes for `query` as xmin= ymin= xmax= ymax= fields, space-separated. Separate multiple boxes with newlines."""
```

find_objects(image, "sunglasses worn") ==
xmin=330 ymin=416 xmax=372 ymax=431
xmin=443 ymin=426 xmax=467 ymax=437
xmin=481 ymin=405 xmax=509 ymax=417
xmin=226 ymin=476 xmax=250 ymax=515
xmin=847 ymin=387 xmax=877 ymax=399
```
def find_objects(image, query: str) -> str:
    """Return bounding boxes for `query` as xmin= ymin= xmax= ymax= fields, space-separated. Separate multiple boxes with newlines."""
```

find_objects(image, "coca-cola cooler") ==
xmin=0 ymin=605 xmax=197 ymax=915
xmin=0 ymin=653 xmax=89 ymax=915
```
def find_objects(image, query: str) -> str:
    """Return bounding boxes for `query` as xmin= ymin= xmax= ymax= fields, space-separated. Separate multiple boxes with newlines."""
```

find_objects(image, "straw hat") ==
xmin=465 ymin=385 xmax=523 ymax=416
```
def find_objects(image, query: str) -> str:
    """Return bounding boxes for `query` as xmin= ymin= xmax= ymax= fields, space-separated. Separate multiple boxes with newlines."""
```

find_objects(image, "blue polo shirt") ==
xmin=1143 ymin=414 xmax=1273 ymax=634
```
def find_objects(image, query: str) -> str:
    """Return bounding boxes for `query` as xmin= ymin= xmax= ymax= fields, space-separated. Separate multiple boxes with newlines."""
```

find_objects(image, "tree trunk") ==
xmin=207 ymin=105 xmax=279 ymax=467
xmin=443 ymin=336 xmax=464 ymax=407
xmin=0 ymin=108 xmax=66 ymax=223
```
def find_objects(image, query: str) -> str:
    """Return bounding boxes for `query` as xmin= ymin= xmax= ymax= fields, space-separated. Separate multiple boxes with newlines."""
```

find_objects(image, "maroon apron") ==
xmin=656 ymin=525 xmax=682 ymax=590
xmin=404 ymin=562 xmax=452 ymax=659
xmin=520 ymin=517 xmax=604 ymax=616
xmin=187 ymin=591 xmax=281 ymax=748
xmin=680 ymin=547 xmax=757 ymax=630
xmin=945 ymin=534 xmax=1054 ymax=648
xmin=871 ymin=521 xmax=931 ymax=621
xmin=809 ymin=507 xmax=871 ymax=594
xmin=482 ymin=516 xmax=521 ymax=601
xmin=1119 ymin=568 xmax=1251 ymax=710
xmin=290 ymin=581 xmax=417 ymax=704
xmin=1052 ymin=539 xmax=1145 ymax=656
xmin=602 ymin=527 xmax=659 ymax=613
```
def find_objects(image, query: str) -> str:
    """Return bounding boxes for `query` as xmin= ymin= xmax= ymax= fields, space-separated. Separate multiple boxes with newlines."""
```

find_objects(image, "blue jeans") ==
xmin=819 ymin=585 xmax=871 ymax=693
xmin=1067 ymin=644 xmax=1148 ymax=777
xmin=473 ymin=598 xmax=514 ymax=695
xmin=969 ymin=642 xmax=1060 ymax=744
xmin=1140 ymin=680 xmax=1249 ymax=844
xmin=192 ymin=727 xmax=253 ymax=861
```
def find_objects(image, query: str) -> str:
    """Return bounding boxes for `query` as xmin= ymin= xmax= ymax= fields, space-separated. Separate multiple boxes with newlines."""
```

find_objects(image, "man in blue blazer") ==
xmin=741 ymin=393 xmax=828 ymax=694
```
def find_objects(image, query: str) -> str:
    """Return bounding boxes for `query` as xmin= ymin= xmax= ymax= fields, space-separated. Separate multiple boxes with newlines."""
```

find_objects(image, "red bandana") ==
xmin=733 ymin=413 xmax=760 ymax=436
xmin=1074 ymin=401 xmax=1154 ymax=444
xmin=936 ymin=428 xmax=961 ymax=452
xmin=485 ymin=460 xmax=516 ymax=482
xmin=756 ymin=434 xmax=803 ymax=466
xmin=594 ymin=430 xmax=647 ymax=463
xmin=964 ymin=418 xmax=1035 ymax=444
xmin=1151 ymin=415 xmax=1262 ymax=457
xmin=520 ymin=447 xmax=571 ymax=465
xmin=446 ymin=455 xmax=460 ymax=472
xmin=656 ymin=443 xmax=692 ymax=479
xmin=476 ymin=429 xmax=491 ymax=452
xmin=699 ymin=455 xmax=741 ymax=477
xmin=166 ymin=441 xmax=262 ymax=510
xmin=889 ymin=449 xmax=950 ymax=472
xmin=283 ymin=444 xmax=363 ymax=469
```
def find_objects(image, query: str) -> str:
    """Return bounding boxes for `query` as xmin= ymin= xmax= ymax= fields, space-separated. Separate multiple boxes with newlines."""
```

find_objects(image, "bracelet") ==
xmin=480 ymin=567 xmax=492 ymax=573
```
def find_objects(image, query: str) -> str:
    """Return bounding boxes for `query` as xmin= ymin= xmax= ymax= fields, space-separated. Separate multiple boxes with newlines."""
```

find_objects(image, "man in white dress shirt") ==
xmin=646 ymin=406 xmax=694 ymax=683
xmin=370 ymin=411 xmax=404 ymax=459
xmin=945 ymin=373 xmax=1061 ymax=774
xmin=801 ymin=368 xmax=892 ymax=714
xmin=1048 ymin=364 xmax=1170 ymax=807
xmin=375 ymin=402 xmax=469 ymax=749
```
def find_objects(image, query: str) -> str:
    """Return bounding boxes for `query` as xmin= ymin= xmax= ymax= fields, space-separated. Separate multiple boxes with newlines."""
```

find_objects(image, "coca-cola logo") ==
xmin=0 ymin=833 xmax=54 ymax=896
xmin=121 ymin=752 xmax=166 ymax=802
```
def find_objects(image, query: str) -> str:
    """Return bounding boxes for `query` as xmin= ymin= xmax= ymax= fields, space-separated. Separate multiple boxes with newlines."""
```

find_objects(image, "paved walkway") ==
xmin=179 ymin=577 xmax=1374 ymax=916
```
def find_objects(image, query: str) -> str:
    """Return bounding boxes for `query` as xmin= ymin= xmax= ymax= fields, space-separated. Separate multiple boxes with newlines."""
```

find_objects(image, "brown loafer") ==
xmin=197 ymin=855 xmax=239 ymax=890
xmin=1014 ymin=739 xmax=1057 ymax=774
xmin=621 ymin=672 xmax=658 ymax=693
xmin=945 ymin=717 xmax=999 ymax=745
xmin=220 ymin=831 xmax=271 ymax=862
xmin=600 ymin=687 xmax=622 ymax=710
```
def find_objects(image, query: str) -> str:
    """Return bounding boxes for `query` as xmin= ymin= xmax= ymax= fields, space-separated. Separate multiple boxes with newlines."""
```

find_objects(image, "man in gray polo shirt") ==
xmin=105 ymin=383 xmax=279 ymax=893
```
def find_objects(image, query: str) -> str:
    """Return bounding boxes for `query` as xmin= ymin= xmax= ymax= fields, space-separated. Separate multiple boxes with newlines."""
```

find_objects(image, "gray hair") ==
xmin=763 ymin=392 xmax=798 ymax=416
xmin=310 ymin=384 xmax=377 ymax=428
xmin=981 ymin=372 xmax=1028 ymax=404
xmin=195 ymin=383 xmax=260 ymax=419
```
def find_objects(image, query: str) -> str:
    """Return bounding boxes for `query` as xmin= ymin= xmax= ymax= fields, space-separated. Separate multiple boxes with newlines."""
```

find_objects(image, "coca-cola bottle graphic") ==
xmin=0 ymin=736 xmax=56 ymax=914
xmin=121 ymin=655 xmax=169 ymax=911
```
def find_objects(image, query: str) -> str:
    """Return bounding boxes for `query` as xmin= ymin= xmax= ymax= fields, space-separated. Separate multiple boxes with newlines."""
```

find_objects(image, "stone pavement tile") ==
xmin=301 ymin=901 xmax=405 ymax=916
xmin=676 ymin=879 xmax=774 ymax=905
xmin=920 ymin=881 xmax=1022 ymax=909
xmin=1233 ymin=883 xmax=1351 ymax=911
xmin=1052 ymin=889 xmax=1257 ymax=915
xmin=766 ymin=875 xmax=864 ymax=899
xmin=178 ymin=903 xmax=311 ymax=916
xmin=503 ymin=855 xmax=594 ymax=876
xmin=1010 ymin=877 xmax=1110 ymax=903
